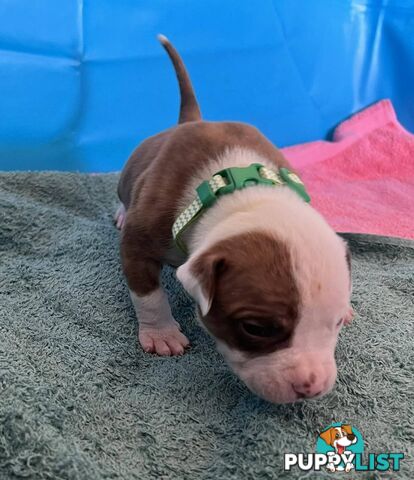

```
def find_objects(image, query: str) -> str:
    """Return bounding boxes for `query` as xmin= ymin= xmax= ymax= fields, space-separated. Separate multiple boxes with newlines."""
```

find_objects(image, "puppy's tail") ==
xmin=158 ymin=34 xmax=201 ymax=124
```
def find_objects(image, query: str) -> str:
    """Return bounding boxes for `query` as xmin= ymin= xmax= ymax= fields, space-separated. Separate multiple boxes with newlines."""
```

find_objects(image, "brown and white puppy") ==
xmin=319 ymin=425 xmax=357 ymax=472
xmin=116 ymin=35 xmax=354 ymax=403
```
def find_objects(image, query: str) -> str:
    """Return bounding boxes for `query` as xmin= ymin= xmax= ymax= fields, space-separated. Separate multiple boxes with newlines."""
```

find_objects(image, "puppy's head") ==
xmin=177 ymin=207 xmax=352 ymax=403
xmin=320 ymin=425 xmax=356 ymax=449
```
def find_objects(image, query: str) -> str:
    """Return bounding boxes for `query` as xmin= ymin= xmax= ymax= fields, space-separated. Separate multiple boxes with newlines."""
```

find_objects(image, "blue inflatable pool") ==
xmin=1 ymin=0 xmax=413 ymax=172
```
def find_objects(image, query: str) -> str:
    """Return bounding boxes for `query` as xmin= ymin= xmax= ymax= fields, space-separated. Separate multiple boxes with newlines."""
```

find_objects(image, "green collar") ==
xmin=172 ymin=163 xmax=310 ymax=254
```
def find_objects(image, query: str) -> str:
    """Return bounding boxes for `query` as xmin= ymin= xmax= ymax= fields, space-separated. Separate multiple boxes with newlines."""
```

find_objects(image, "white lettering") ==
xmin=330 ymin=454 xmax=342 ymax=466
xmin=284 ymin=454 xmax=297 ymax=471
xmin=314 ymin=454 xmax=328 ymax=470
xmin=298 ymin=454 xmax=314 ymax=471
xmin=341 ymin=453 xmax=355 ymax=465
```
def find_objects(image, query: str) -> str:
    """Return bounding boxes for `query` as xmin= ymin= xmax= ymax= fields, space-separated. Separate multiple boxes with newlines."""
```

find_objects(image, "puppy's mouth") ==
xmin=337 ymin=444 xmax=346 ymax=455
xmin=292 ymin=385 xmax=323 ymax=401
xmin=216 ymin=342 xmax=337 ymax=403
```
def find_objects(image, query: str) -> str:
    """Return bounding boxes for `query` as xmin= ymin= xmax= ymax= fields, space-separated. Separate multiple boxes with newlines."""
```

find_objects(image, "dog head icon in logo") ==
xmin=320 ymin=424 xmax=357 ymax=454
xmin=317 ymin=423 xmax=364 ymax=473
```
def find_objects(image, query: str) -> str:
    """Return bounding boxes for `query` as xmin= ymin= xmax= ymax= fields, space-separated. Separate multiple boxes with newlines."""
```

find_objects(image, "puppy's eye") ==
xmin=336 ymin=318 xmax=343 ymax=328
xmin=241 ymin=321 xmax=280 ymax=338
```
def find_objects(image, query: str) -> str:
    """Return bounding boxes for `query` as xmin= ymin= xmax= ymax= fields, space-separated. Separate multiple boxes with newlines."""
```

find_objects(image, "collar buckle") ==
xmin=196 ymin=163 xmax=274 ymax=209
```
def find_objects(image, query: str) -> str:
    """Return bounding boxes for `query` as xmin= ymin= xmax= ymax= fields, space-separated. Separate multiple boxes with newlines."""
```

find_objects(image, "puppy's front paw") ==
xmin=344 ymin=306 xmax=354 ymax=325
xmin=139 ymin=324 xmax=190 ymax=356
xmin=345 ymin=463 xmax=354 ymax=472
xmin=326 ymin=463 xmax=336 ymax=473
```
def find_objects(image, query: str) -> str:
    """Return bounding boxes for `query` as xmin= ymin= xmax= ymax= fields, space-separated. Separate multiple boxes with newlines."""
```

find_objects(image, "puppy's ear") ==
xmin=176 ymin=250 xmax=225 ymax=316
xmin=342 ymin=424 xmax=353 ymax=436
xmin=319 ymin=428 xmax=335 ymax=446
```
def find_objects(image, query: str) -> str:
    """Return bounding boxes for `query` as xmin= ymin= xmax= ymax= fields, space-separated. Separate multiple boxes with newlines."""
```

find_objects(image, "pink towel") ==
xmin=281 ymin=99 xmax=414 ymax=240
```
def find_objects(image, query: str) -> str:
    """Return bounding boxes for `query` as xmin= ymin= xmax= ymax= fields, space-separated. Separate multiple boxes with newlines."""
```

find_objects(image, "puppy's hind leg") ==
xmin=114 ymin=204 xmax=126 ymax=230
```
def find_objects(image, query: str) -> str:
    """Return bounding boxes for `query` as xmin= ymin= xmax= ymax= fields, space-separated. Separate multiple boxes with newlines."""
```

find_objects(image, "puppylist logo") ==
xmin=284 ymin=423 xmax=404 ymax=473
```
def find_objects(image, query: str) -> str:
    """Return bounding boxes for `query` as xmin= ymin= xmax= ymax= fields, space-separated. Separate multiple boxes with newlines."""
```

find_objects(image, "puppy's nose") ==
xmin=292 ymin=374 xmax=325 ymax=399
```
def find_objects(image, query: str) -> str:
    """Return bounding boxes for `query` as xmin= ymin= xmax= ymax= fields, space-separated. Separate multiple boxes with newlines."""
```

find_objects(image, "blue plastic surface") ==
xmin=1 ymin=0 xmax=413 ymax=172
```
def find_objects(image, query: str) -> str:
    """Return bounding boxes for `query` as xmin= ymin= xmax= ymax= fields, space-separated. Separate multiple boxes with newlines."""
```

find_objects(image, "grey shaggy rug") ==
xmin=0 ymin=172 xmax=413 ymax=480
